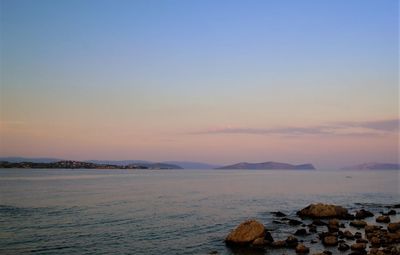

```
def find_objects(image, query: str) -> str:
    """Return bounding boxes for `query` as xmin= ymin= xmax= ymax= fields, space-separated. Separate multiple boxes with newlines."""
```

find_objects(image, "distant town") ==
xmin=0 ymin=160 xmax=182 ymax=169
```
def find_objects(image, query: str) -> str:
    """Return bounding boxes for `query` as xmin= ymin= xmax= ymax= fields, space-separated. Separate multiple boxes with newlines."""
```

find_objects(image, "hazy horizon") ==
xmin=1 ymin=0 xmax=399 ymax=169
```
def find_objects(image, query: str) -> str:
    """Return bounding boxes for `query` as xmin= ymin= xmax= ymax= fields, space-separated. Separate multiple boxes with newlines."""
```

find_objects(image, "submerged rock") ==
xmin=289 ymin=219 xmax=303 ymax=226
xmin=225 ymin=219 xmax=265 ymax=245
xmin=351 ymin=242 xmax=367 ymax=251
xmin=272 ymin=211 xmax=287 ymax=217
xmin=322 ymin=235 xmax=338 ymax=246
xmin=296 ymin=244 xmax=310 ymax=254
xmin=297 ymin=203 xmax=349 ymax=219
xmin=376 ymin=216 xmax=390 ymax=223
xmin=295 ymin=228 xmax=308 ymax=236
xmin=355 ymin=209 xmax=374 ymax=219
xmin=286 ymin=235 xmax=299 ymax=248
xmin=387 ymin=222 xmax=400 ymax=233
xmin=350 ymin=220 xmax=368 ymax=228
xmin=271 ymin=240 xmax=286 ymax=248
xmin=338 ymin=243 xmax=350 ymax=251
xmin=343 ymin=230 xmax=355 ymax=239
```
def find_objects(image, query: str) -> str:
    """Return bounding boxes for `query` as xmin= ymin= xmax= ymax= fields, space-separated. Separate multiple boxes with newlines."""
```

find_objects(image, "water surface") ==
xmin=0 ymin=169 xmax=399 ymax=254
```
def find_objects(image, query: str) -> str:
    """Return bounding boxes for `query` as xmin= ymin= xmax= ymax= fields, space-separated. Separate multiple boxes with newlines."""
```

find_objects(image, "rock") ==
xmin=286 ymin=235 xmax=298 ymax=248
xmin=297 ymin=203 xmax=349 ymax=219
xmin=208 ymin=251 xmax=218 ymax=255
xmin=225 ymin=219 xmax=265 ymax=245
xmin=308 ymin=224 xmax=317 ymax=233
xmin=370 ymin=236 xmax=381 ymax=247
xmin=295 ymin=228 xmax=308 ymax=236
xmin=344 ymin=230 xmax=354 ymax=239
xmin=351 ymin=242 xmax=367 ymax=250
xmin=271 ymin=240 xmax=286 ymax=248
xmin=322 ymin=235 xmax=338 ymax=246
xmin=356 ymin=238 xmax=368 ymax=243
xmin=365 ymin=225 xmax=382 ymax=233
xmin=376 ymin=216 xmax=390 ymax=223
xmin=311 ymin=239 xmax=318 ymax=244
xmin=252 ymin=237 xmax=266 ymax=247
xmin=382 ymin=210 xmax=396 ymax=216
xmin=354 ymin=232 xmax=362 ymax=239
xmin=289 ymin=219 xmax=303 ymax=226
xmin=338 ymin=243 xmax=350 ymax=251
xmin=387 ymin=231 xmax=400 ymax=243
xmin=264 ymin=231 xmax=274 ymax=243
xmin=355 ymin=209 xmax=374 ymax=219
xmin=272 ymin=211 xmax=287 ymax=217
xmin=329 ymin=219 xmax=340 ymax=227
xmin=312 ymin=219 xmax=328 ymax=226
xmin=387 ymin=222 xmax=400 ymax=233
xmin=350 ymin=220 xmax=368 ymax=228
xmin=328 ymin=219 xmax=340 ymax=232
xmin=296 ymin=244 xmax=310 ymax=254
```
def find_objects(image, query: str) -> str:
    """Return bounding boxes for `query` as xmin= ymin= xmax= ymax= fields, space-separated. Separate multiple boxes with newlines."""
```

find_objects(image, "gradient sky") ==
xmin=0 ymin=0 xmax=398 ymax=168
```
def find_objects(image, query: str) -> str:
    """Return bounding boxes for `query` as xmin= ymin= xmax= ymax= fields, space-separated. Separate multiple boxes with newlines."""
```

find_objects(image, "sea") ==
xmin=0 ymin=169 xmax=399 ymax=255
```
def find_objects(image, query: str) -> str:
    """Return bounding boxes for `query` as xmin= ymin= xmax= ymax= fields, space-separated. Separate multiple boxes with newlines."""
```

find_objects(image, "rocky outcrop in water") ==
xmin=297 ymin=203 xmax=350 ymax=219
xmin=223 ymin=203 xmax=400 ymax=255
xmin=225 ymin=219 xmax=266 ymax=245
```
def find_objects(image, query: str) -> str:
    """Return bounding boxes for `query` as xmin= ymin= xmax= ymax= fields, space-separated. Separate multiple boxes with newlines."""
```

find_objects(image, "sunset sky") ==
xmin=0 ymin=0 xmax=398 ymax=168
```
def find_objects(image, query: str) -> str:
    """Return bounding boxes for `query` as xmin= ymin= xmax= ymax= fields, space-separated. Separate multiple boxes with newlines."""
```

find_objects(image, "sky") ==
xmin=0 ymin=0 xmax=398 ymax=168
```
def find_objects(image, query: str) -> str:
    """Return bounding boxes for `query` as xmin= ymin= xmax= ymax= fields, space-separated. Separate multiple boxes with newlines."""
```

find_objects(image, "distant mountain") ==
xmin=342 ymin=162 xmax=400 ymax=170
xmin=217 ymin=161 xmax=315 ymax=170
xmin=163 ymin=161 xmax=221 ymax=169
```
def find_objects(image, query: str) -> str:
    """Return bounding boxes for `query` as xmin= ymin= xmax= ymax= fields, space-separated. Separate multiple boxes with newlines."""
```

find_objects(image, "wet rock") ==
xmin=296 ymin=244 xmax=310 ymax=254
xmin=264 ymin=231 xmax=274 ymax=243
xmin=289 ymin=219 xmax=303 ymax=226
xmin=338 ymin=243 xmax=350 ymax=251
xmin=376 ymin=216 xmax=390 ymax=223
xmin=312 ymin=219 xmax=328 ymax=226
xmin=308 ymin=224 xmax=317 ymax=233
xmin=295 ymin=228 xmax=308 ymax=236
xmin=252 ymin=237 xmax=266 ymax=247
xmin=328 ymin=219 xmax=340 ymax=232
xmin=354 ymin=232 xmax=363 ymax=239
xmin=271 ymin=240 xmax=286 ymax=248
xmin=225 ymin=219 xmax=265 ymax=245
xmin=322 ymin=235 xmax=338 ymax=246
xmin=387 ymin=222 xmax=400 ymax=233
xmin=272 ymin=211 xmax=287 ymax=217
xmin=355 ymin=209 xmax=374 ymax=219
xmin=351 ymin=242 xmax=367 ymax=251
xmin=208 ymin=251 xmax=218 ymax=255
xmin=386 ymin=231 xmax=400 ymax=243
xmin=370 ymin=236 xmax=381 ymax=247
xmin=351 ymin=220 xmax=368 ymax=228
xmin=286 ymin=235 xmax=299 ymax=248
xmin=365 ymin=225 xmax=382 ymax=234
xmin=344 ymin=230 xmax=355 ymax=239
xmin=382 ymin=210 xmax=396 ymax=216
xmin=356 ymin=238 xmax=369 ymax=243
xmin=349 ymin=251 xmax=367 ymax=255
xmin=297 ymin=203 xmax=349 ymax=219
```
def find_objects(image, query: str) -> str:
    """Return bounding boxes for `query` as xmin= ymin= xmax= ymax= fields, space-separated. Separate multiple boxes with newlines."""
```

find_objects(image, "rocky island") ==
xmin=217 ymin=161 xmax=316 ymax=170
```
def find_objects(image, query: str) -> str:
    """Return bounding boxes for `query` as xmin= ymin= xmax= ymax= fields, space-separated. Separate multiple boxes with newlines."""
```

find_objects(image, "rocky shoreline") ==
xmin=219 ymin=203 xmax=400 ymax=255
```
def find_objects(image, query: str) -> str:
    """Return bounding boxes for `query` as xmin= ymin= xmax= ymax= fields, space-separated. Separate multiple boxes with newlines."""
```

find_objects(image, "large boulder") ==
xmin=297 ymin=203 xmax=349 ymax=219
xmin=225 ymin=219 xmax=265 ymax=245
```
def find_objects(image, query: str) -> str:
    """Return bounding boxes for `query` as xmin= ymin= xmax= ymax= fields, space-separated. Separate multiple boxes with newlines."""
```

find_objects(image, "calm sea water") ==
xmin=0 ymin=169 xmax=399 ymax=255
